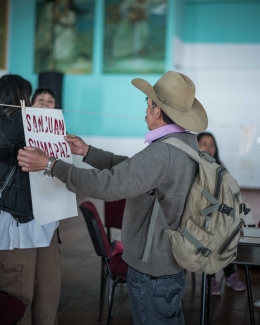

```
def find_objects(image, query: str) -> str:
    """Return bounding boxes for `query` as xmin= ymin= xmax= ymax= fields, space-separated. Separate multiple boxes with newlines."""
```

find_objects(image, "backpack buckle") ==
xmin=196 ymin=247 xmax=212 ymax=257
xmin=219 ymin=204 xmax=232 ymax=215
xmin=200 ymin=247 xmax=212 ymax=257
xmin=240 ymin=203 xmax=251 ymax=215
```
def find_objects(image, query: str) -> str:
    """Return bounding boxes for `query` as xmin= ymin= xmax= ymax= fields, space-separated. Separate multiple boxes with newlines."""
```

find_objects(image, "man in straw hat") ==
xmin=18 ymin=71 xmax=208 ymax=324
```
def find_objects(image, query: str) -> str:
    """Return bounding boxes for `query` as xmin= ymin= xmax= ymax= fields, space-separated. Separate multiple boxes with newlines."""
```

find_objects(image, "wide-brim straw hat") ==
xmin=132 ymin=71 xmax=208 ymax=132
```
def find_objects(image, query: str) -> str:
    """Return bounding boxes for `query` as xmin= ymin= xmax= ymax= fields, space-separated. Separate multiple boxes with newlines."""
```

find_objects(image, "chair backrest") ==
xmin=0 ymin=291 xmax=25 ymax=325
xmin=80 ymin=201 xmax=111 ymax=258
xmin=104 ymin=199 xmax=126 ymax=229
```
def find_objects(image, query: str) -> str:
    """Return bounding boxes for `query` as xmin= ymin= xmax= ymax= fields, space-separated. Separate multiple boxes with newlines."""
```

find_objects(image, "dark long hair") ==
xmin=0 ymin=74 xmax=32 ymax=116
xmin=197 ymin=132 xmax=221 ymax=165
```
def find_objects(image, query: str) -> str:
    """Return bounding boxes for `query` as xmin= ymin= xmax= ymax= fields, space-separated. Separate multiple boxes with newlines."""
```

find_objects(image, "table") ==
xmin=233 ymin=244 xmax=260 ymax=325
xmin=200 ymin=239 xmax=260 ymax=325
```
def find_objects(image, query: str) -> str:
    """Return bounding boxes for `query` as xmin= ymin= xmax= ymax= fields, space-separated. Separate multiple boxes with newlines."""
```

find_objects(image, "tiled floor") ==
xmin=57 ymin=190 xmax=260 ymax=325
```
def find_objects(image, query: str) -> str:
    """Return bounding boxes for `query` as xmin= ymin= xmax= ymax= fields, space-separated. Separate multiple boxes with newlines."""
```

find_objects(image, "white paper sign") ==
xmin=22 ymin=107 xmax=78 ymax=225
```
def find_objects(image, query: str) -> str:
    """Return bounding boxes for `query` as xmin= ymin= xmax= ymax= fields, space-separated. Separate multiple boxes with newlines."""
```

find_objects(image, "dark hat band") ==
xmin=153 ymin=87 xmax=169 ymax=105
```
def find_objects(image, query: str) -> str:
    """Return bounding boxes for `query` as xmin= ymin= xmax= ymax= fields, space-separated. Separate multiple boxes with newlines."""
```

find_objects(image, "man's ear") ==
xmin=157 ymin=107 xmax=164 ymax=121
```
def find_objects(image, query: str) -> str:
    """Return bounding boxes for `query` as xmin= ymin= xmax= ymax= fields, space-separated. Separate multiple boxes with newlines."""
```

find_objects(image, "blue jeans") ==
xmin=127 ymin=266 xmax=185 ymax=325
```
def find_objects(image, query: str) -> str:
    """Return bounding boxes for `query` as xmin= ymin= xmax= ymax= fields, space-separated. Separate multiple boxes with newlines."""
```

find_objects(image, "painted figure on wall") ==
xmin=112 ymin=0 xmax=150 ymax=59
xmin=34 ymin=0 xmax=95 ymax=74
xmin=104 ymin=0 xmax=168 ymax=74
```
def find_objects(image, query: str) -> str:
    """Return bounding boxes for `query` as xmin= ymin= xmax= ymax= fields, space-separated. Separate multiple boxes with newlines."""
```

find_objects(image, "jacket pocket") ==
xmin=0 ymin=261 xmax=23 ymax=300
xmin=127 ymin=266 xmax=143 ymax=298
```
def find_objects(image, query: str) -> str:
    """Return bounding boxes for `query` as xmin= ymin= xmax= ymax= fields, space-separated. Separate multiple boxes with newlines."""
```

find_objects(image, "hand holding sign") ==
xmin=18 ymin=136 xmax=90 ymax=172
xmin=64 ymin=134 xmax=89 ymax=157
xmin=18 ymin=147 xmax=49 ymax=172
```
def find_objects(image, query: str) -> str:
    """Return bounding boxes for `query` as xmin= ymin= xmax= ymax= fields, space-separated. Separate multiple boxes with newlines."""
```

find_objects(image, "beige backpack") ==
xmin=142 ymin=138 xmax=250 ymax=274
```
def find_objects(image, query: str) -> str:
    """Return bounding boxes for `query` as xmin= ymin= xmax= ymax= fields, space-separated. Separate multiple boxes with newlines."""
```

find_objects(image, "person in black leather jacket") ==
xmin=0 ymin=76 xmax=34 ymax=222
xmin=0 ymin=74 xmax=61 ymax=325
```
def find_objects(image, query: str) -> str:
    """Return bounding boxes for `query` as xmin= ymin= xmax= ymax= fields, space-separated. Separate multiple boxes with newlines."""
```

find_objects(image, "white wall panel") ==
xmin=172 ymin=39 xmax=260 ymax=187
xmin=174 ymin=37 xmax=260 ymax=68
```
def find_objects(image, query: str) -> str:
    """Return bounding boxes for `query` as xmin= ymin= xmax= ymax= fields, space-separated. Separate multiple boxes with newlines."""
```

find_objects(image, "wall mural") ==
xmin=34 ymin=0 xmax=95 ymax=74
xmin=103 ymin=0 xmax=168 ymax=74
xmin=0 ymin=0 xmax=8 ymax=70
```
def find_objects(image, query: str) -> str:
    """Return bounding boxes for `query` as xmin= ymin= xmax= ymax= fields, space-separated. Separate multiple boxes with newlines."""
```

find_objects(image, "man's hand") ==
xmin=64 ymin=134 xmax=89 ymax=157
xmin=18 ymin=147 xmax=49 ymax=172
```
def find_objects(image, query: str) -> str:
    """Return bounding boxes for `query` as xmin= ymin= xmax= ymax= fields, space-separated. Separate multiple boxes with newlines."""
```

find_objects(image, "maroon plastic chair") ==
xmin=0 ymin=291 xmax=25 ymax=325
xmin=104 ymin=199 xmax=126 ymax=243
xmin=80 ymin=201 xmax=128 ymax=325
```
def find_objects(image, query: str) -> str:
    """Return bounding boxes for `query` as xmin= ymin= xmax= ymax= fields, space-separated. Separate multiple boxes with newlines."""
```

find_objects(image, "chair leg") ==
xmin=200 ymin=272 xmax=207 ymax=325
xmin=100 ymin=258 xmax=105 ymax=301
xmin=245 ymin=265 xmax=255 ymax=325
xmin=107 ymin=275 xmax=125 ymax=325
xmin=99 ymin=259 xmax=104 ymax=319
xmin=98 ymin=272 xmax=108 ymax=322
xmin=108 ymin=277 xmax=113 ymax=318
xmin=206 ymin=274 xmax=212 ymax=325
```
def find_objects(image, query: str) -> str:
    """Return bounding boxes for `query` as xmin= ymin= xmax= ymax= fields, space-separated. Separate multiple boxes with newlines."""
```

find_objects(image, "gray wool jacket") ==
xmin=53 ymin=132 xmax=199 ymax=276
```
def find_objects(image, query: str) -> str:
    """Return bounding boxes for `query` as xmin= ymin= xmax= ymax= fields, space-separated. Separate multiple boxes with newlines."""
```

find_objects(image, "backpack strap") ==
xmin=200 ymin=189 xmax=222 ymax=215
xmin=163 ymin=137 xmax=217 ymax=164
xmin=141 ymin=197 xmax=160 ymax=263
xmin=162 ymin=137 xmax=201 ymax=163
xmin=141 ymin=197 xmax=170 ymax=263
xmin=200 ymin=189 xmax=235 ymax=218
xmin=181 ymin=229 xmax=212 ymax=257
xmin=200 ymin=151 xmax=216 ymax=163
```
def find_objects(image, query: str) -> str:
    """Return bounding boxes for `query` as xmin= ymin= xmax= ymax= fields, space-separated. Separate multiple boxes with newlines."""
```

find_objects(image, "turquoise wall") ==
xmin=9 ymin=0 xmax=175 ymax=137
xmin=184 ymin=1 xmax=260 ymax=43
xmin=8 ymin=0 xmax=260 ymax=138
